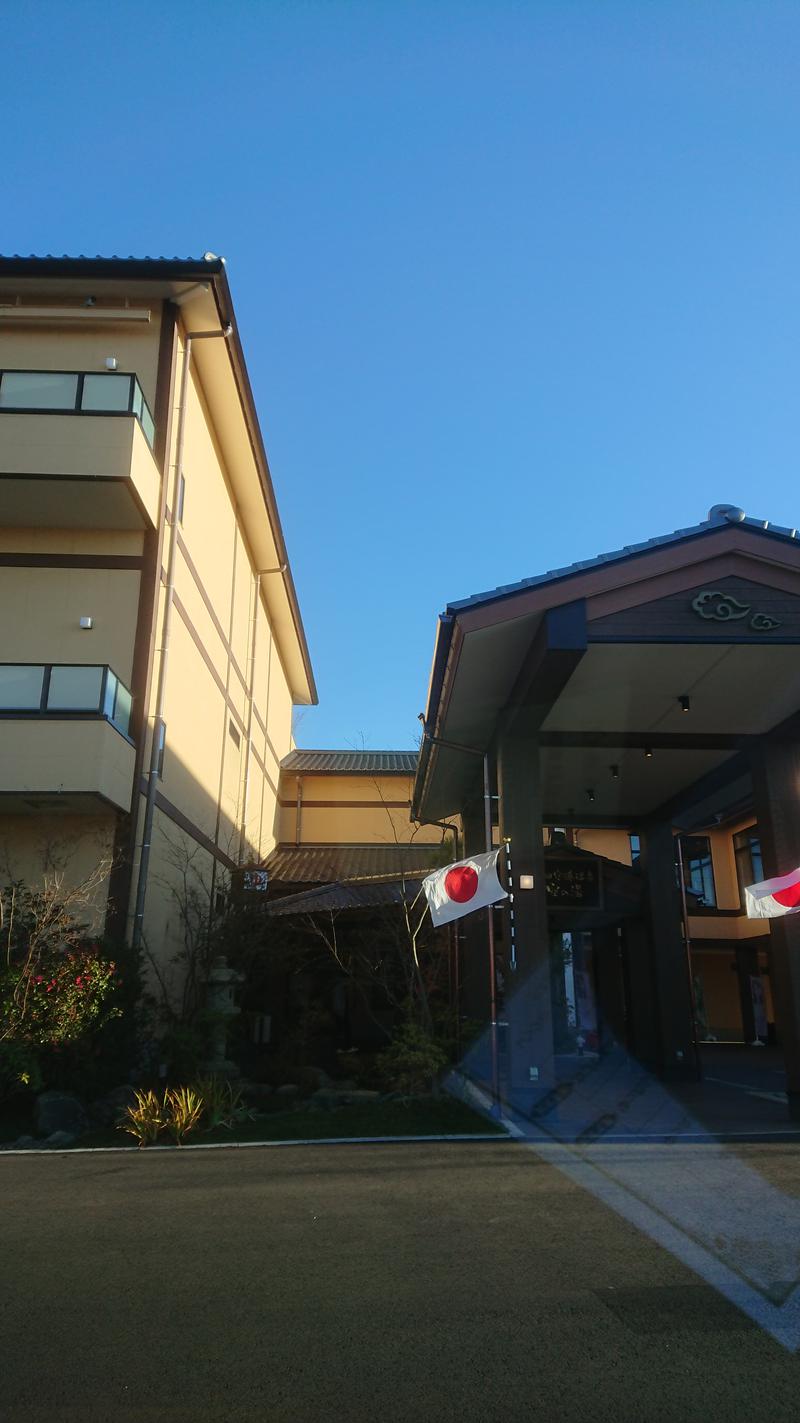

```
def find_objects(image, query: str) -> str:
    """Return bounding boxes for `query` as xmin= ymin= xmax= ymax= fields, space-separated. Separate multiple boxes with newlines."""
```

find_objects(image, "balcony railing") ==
xmin=0 ymin=369 xmax=156 ymax=449
xmin=0 ymin=664 xmax=133 ymax=738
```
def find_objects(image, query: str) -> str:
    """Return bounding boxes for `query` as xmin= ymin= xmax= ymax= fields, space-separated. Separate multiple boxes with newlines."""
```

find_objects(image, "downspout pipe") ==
xmin=131 ymin=326 xmax=231 ymax=952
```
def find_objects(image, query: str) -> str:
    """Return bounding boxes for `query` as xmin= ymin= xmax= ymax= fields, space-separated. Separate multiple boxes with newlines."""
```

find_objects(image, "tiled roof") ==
xmin=282 ymin=750 xmax=418 ymax=775
xmin=267 ymin=879 xmax=422 ymax=917
xmin=265 ymin=843 xmax=445 ymax=884
xmin=447 ymin=505 xmax=800 ymax=614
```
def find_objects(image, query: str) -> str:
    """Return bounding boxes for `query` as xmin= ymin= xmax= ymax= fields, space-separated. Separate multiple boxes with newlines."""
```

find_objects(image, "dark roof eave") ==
xmin=208 ymin=266 xmax=318 ymax=706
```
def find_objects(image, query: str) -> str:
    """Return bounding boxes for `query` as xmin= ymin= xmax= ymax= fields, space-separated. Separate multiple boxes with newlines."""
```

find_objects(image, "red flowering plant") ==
xmin=0 ymin=864 xmax=122 ymax=1097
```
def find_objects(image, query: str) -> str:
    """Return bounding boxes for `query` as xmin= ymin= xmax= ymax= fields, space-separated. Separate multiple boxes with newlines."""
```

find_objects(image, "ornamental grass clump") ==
xmin=118 ymin=1088 xmax=164 ymax=1148
xmin=195 ymin=1076 xmax=255 ymax=1132
xmin=162 ymin=1085 xmax=204 ymax=1144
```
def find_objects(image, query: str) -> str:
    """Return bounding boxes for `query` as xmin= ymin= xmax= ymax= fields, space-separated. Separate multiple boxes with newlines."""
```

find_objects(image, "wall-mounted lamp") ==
xmin=518 ymin=874 xmax=534 ymax=890
xmin=679 ymin=695 xmax=690 ymax=713
xmin=105 ymin=356 xmax=118 ymax=371
xmin=644 ymin=747 xmax=653 ymax=759
xmin=79 ymin=616 xmax=93 ymax=631
xmin=609 ymin=764 xmax=620 ymax=780
xmin=586 ymin=787 xmax=595 ymax=803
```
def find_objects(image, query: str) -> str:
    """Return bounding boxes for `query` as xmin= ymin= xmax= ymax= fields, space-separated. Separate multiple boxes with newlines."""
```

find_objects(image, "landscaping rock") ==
xmin=89 ymin=1085 xmax=137 ymax=1127
xmin=311 ymin=1088 xmax=382 ymax=1109
xmin=275 ymin=1084 xmax=300 ymax=1099
xmin=35 ymin=1092 xmax=88 ymax=1139
xmin=241 ymin=1082 xmax=274 ymax=1104
xmin=45 ymin=1131 xmax=76 ymax=1149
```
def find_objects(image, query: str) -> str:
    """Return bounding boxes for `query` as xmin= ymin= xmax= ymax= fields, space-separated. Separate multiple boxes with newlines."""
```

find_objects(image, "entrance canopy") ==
xmin=413 ymin=505 xmax=800 ymax=827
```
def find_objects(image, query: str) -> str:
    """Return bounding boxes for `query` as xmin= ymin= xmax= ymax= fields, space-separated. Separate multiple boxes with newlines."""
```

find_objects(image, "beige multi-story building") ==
xmin=0 ymin=254 xmax=316 ymax=986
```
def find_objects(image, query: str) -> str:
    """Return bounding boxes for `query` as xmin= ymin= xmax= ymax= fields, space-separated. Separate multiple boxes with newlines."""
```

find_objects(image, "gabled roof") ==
xmin=414 ymin=504 xmax=800 ymax=822
xmin=445 ymin=505 xmax=799 ymax=615
xmin=282 ymin=749 xmax=418 ymax=775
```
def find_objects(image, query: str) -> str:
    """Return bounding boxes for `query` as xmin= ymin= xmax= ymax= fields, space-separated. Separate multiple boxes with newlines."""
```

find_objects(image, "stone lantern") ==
xmin=204 ymin=955 xmax=244 ymax=1078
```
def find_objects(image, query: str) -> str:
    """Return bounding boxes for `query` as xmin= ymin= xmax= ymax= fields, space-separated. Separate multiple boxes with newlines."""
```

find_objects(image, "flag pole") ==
xmin=483 ymin=753 xmax=501 ymax=1116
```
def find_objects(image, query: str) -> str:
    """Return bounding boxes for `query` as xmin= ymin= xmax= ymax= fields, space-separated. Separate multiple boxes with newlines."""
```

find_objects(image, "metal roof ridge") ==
xmin=444 ymin=509 xmax=799 ymax=615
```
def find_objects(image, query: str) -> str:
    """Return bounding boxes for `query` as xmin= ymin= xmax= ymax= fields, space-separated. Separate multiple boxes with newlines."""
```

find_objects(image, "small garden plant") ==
xmin=118 ymin=1077 xmax=254 ymax=1147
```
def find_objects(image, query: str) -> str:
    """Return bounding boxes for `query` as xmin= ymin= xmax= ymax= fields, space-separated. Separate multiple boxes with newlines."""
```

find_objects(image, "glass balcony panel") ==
xmin=47 ymin=665 xmax=103 ymax=711
xmin=81 ymin=374 xmax=133 ymax=412
xmin=0 ymin=665 xmax=45 ymax=709
xmin=0 ymin=372 xmax=78 ymax=409
xmin=112 ymin=681 xmax=132 ymax=736
xmin=102 ymin=670 xmax=118 ymax=719
xmin=140 ymin=401 xmax=155 ymax=448
xmin=131 ymin=383 xmax=144 ymax=420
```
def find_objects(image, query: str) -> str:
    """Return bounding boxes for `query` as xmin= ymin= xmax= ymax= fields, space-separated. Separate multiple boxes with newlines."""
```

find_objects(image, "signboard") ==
xmin=545 ymin=859 xmax=602 ymax=910
xmin=242 ymin=869 xmax=269 ymax=893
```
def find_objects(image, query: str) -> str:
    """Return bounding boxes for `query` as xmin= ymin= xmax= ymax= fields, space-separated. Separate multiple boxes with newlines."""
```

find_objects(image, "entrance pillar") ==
xmin=496 ymin=729 xmax=555 ymax=1107
xmin=750 ymin=741 xmax=800 ymax=1117
xmin=639 ymin=821 xmax=698 ymax=1079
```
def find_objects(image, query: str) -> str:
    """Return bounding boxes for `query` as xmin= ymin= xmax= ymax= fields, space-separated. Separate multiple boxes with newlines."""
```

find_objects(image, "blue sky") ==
xmin=5 ymin=1 xmax=800 ymax=748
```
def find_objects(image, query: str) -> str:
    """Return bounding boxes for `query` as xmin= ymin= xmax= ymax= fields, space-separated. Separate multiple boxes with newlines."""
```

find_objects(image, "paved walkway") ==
xmin=4 ymin=1142 xmax=800 ymax=1421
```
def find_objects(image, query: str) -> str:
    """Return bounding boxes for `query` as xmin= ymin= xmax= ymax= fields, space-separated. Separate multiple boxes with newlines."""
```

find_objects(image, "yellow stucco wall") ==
xmin=0 ymin=812 xmax=115 ymax=936
xmin=0 ymin=304 xmax=162 ymax=407
xmin=0 ymin=721 xmax=135 ymax=810
xmin=0 ymin=565 xmax=140 ymax=683
xmin=279 ymin=771 xmax=455 ymax=846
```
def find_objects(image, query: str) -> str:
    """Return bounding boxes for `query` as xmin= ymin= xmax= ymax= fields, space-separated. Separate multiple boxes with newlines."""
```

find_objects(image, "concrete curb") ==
xmin=0 ymin=1130 xmax=510 ymax=1156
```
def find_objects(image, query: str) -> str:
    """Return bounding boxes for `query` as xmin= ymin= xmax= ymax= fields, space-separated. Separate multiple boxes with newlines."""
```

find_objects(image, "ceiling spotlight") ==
xmin=610 ymin=764 xmax=620 ymax=780
xmin=586 ymin=788 xmax=595 ymax=803
xmin=679 ymin=695 xmax=690 ymax=714
xmin=644 ymin=747 xmax=653 ymax=759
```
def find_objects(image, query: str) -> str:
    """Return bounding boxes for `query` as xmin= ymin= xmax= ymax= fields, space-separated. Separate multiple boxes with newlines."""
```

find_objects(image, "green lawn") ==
xmin=69 ymin=1095 xmax=505 ymax=1149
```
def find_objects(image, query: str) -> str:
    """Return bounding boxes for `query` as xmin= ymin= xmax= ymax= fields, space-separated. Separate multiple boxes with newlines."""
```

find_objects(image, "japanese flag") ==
xmin=422 ymin=849 xmax=508 ymax=927
xmin=745 ymin=866 xmax=800 ymax=919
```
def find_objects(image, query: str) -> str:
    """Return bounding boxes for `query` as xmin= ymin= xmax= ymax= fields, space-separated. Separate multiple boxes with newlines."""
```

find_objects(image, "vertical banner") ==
xmin=750 ymin=974 xmax=768 ymax=1045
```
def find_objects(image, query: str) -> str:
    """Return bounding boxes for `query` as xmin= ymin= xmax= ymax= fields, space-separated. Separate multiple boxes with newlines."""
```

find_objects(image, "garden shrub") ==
xmin=376 ymin=1023 xmax=448 ymax=1097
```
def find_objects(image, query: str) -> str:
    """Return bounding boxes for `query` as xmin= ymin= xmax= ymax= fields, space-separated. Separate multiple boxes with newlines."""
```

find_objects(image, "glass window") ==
xmin=111 ymin=681 xmax=132 ymax=736
xmin=0 ymin=665 xmax=45 ymax=709
xmin=102 ymin=670 xmax=118 ymax=719
xmin=47 ymin=665 xmax=103 ymax=711
xmin=629 ymin=833 xmax=641 ymax=865
xmin=177 ymin=474 xmax=186 ymax=524
xmin=81 ymin=374 xmax=133 ymax=412
xmin=734 ymin=827 xmax=763 ymax=903
xmin=139 ymin=400 xmax=155 ymax=448
xmin=0 ymin=371 xmax=78 ymax=409
xmin=679 ymin=835 xmax=717 ymax=907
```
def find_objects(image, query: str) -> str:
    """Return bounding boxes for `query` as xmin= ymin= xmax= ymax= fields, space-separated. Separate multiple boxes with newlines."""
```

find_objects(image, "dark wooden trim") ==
xmin=688 ymin=907 xmax=745 ymax=918
xmin=540 ymin=730 xmax=753 ymax=750
xmin=171 ymin=590 xmax=278 ymax=796
xmin=175 ymin=529 xmax=249 ymax=693
xmin=649 ymin=751 xmax=750 ymax=824
xmin=276 ymin=802 xmax=409 ymax=813
xmin=588 ymin=633 xmax=800 ymax=647
xmin=173 ymin=590 xmax=246 ymax=737
xmin=134 ymin=778 xmax=238 ymax=870
xmin=0 ymin=552 xmax=143 ymax=569
xmin=161 ymin=534 xmax=283 ymax=768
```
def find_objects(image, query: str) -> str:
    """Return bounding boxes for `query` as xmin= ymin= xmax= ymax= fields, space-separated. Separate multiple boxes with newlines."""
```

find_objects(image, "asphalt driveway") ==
xmin=3 ymin=1141 xmax=800 ymax=1422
